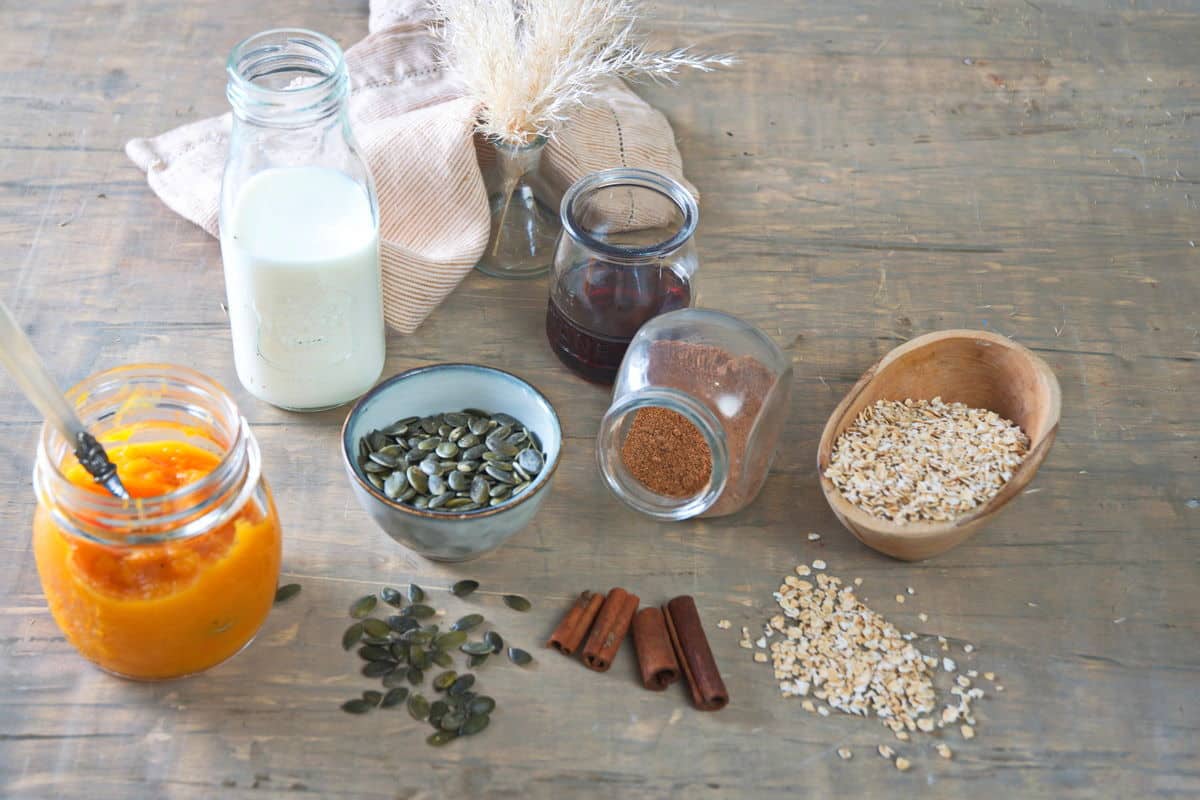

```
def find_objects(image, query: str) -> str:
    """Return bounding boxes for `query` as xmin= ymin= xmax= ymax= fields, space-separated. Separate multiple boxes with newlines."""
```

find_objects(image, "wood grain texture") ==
xmin=1 ymin=0 xmax=1198 ymax=798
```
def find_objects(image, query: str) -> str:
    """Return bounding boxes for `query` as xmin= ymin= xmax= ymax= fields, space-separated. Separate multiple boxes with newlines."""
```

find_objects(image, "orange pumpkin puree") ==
xmin=33 ymin=441 xmax=281 ymax=679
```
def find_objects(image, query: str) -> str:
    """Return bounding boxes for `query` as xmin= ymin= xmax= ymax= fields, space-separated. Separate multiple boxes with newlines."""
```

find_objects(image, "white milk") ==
xmin=219 ymin=166 xmax=385 ymax=410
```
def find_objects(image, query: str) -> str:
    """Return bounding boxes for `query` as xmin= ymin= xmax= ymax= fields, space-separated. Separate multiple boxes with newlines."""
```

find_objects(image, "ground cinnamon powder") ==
xmin=618 ymin=340 xmax=784 ymax=516
xmin=621 ymin=406 xmax=713 ymax=497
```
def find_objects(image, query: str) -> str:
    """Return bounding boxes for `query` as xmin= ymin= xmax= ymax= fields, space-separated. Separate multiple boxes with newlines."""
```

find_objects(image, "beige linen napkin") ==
xmin=126 ymin=0 xmax=694 ymax=334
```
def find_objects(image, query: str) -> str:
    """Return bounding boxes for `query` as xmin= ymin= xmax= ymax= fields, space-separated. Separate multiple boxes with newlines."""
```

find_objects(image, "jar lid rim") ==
xmin=560 ymin=168 xmax=699 ymax=262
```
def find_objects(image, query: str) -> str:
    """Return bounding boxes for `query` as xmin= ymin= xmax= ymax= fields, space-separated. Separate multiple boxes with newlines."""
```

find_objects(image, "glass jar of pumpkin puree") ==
xmin=32 ymin=364 xmax=281 ymax=680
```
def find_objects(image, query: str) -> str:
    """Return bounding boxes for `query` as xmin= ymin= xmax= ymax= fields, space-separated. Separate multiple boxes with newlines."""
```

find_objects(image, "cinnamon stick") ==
xmin=547 ymin=590 xmax=605 ymax=656
xmin=581 ymin=587 xmax=640 ymax=672
xmin=663 ymin=595 xmax=728 ymax=711
xmin=631 ymin=607 xmax=680 ymax=690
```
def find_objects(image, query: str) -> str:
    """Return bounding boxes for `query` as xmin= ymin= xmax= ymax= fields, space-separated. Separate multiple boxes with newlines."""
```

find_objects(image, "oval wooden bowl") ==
xmin=817 ymin=329 xmax=1061 ymax=561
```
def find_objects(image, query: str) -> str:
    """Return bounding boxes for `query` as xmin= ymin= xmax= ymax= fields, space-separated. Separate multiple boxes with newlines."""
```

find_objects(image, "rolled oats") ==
xmin=824 ymin=397 xmax=1029 ymax=523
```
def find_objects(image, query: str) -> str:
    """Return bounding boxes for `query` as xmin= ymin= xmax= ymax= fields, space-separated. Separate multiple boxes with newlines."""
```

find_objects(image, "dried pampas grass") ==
xmin=432 ymin=0 xmax=734 ymax=145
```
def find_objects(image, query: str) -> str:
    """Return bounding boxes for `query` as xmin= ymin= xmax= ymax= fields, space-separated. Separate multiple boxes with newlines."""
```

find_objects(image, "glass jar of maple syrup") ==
xmin=545 ymin=168 xmax=699 ymax=384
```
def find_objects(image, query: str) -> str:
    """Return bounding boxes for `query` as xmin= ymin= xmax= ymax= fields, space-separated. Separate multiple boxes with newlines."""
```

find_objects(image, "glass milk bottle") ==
xmin=220 ymin=29 xmax=385 ymax=411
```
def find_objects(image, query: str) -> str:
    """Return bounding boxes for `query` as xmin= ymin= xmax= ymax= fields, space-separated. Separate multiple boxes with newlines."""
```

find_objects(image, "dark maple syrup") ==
xmin=545 ymin=259 xmax=692 ymax=383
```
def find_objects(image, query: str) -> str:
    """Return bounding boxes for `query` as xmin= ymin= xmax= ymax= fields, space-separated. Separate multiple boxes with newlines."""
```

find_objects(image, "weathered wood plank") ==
xmin=1 ymin=0 xmax=1198 ymax=797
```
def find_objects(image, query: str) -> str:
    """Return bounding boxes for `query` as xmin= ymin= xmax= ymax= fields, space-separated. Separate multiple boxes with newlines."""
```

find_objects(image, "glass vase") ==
xmin=475 ymin=136 xmax=561 ymax=279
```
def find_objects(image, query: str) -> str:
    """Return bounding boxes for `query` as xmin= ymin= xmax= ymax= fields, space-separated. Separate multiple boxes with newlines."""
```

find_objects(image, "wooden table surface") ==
xmin=2 ymin=1 xmax=1198 ymax=797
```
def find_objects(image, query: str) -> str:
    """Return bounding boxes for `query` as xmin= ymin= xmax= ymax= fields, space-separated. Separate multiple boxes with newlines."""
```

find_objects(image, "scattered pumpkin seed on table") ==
xmin=381 ymin=687 xmax=408 ymax=707
xmin=273 ymin=583 xmax=301 ymax=603
xmin=451 ymin=579 xmax=479 ymax=598
xmin=380 ymin=586 xmax=404 ymax=607
xmin=350 ymin=595 xmax=378 ymax=619
xmin=503 ymin=594 xmax=532 ymax=612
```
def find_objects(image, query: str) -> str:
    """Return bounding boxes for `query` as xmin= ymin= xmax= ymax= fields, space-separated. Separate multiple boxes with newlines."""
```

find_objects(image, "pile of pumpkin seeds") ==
xmin=357 ymin=409 xmax=547 ymax=512
xmin=339 ymin=579 xmax=533 ymax=747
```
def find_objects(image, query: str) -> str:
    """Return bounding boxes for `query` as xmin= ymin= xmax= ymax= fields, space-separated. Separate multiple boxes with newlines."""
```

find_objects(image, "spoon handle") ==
xmin=0 ymin=300 xmax=83 ymax=442
xmin=0 ymin=300 xmax=129 ymax=500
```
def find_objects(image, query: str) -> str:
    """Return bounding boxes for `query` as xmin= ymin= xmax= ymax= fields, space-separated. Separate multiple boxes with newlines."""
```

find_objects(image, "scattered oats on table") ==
xmin=918 ymin=612 xmax=929 ymax=622
xmin=895 ymin=594 xmax=906 ymax=604
xmin=936 ymin=743 xmax=954 ymax=759
xmin=717 ymin=619 xmax=731 ymax=630
xmin=811 ymin=559 xmax=827 ymax=570
xmin=751 ymin=558 xmax=1001 ymax=764
xmin=823 ymin=397 xmax=1030 ymax=523
xmin=895 ymin=756 xmax=912 ymax=772
xmin=837 ymin=747 xmax=853 ymax=760
xmin=807 ymin=532 xmax=821 ymax=541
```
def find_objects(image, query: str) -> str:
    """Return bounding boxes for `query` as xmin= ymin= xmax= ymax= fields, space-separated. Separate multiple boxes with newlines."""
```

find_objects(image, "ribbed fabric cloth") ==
xmin=125 ymin=0 xmax=695 ymax=335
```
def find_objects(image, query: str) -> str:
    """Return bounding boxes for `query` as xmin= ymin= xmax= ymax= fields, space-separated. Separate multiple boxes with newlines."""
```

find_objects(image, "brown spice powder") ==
xmin=621 ymin=406 xmax=713 ymax=497
xmin=619 ymin=340 xmax=784 ymax=516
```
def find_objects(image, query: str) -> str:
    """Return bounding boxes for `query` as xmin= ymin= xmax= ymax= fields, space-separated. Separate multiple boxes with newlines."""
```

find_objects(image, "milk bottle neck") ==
xmin=226 ymin=28 xmax=350 ymax=130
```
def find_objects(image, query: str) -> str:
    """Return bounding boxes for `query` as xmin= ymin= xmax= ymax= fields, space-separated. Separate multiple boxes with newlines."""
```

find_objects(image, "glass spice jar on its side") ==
xmin=595 ymin=309 xmax=793 ymax=520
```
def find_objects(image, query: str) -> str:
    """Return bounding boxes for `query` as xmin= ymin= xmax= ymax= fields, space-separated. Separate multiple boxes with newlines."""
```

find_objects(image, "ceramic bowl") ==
xmin=341 ymin=364 xmax=562 ymax=562
xmin=817 ymin=329 xmax=1061 ymax=561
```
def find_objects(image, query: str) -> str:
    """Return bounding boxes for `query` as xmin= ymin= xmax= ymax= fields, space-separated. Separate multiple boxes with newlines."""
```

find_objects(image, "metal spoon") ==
xmin=0 ymin=300 xmax=130 ymax=500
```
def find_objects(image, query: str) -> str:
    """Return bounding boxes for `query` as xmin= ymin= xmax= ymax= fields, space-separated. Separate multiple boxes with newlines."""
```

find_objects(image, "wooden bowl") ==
xmin=817 ymin=330 xmax=1061 ymax=561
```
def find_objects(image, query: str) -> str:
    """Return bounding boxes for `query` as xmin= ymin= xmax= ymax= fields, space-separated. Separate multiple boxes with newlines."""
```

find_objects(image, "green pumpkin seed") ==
xmin=507 ymin=647 xmax=533 ymax=666
xmin=459 ymin=713 xmax=490 ymax=736
xmin=427 ymin=474 xmax=447 ymax=496
xmin=369 ymin=451 xmax=399 ymax=468
xmin=388 ymin=615 xmax=419 ymax=633
xmin=445 ymin=412 xmax=469 ymax=427
xmin=407 ymin=665 xmax=424 ymax=685
xmin=408 ymin=584 xmax=426 ymax=603
xmin=451 ymin=614 xmax=484 ymax=632
xmin=429 ymin=699 xmax=449 ymax=721
xmin=342 ymin=622 xmax=365 ymax=650
xmin=467 ymin=652 xmax=489 ymax=668
xmin=404 ymin=603 xmax=435 ymax=619
xmin=406 ymin=466 xmax=429 ymax=494
xmin=468 ymin=696 xmax=496 ymax=715
xmin=390 ymin=642 xmax=409 ymax=663
xmin=484 ymin=630 xmax=504 ymax=654
xmin=446 ymin=471 xmax=469 ymax=492
xmin=409 ymin=644 xmax=426 ymax=664
xmin=350 ymin=594 xmax=378 ymax=619
xmin=341 ymin=699 xmax=371 ymax=714
xmin=383 ymin=471 xmax=407 ymax=499
xmin=382 ymin=670 xmax=408 ymax=688
xmin=428 ymin=492 xmax=451 ymax=510
xmin=461 ymin=640 xmax=492 ymax=656
xmin=451 ymin=580 xmax=480 ymax=598
xmin=417 ymin=437 xmax=440 ymax=452
xmin=463 ymin=444 xmax=487 ymax=461
xmin=381 ymin=687 xmax=408 ymax=707
xmin=433 ymin=670 xmax=458 ymax=691
xmin=432 ymin=651 xmax=453 ymax=668
xmin=367 ymin=473 xmax=386 ymax=490
xmin=445 ymin=498 xmax=478 ymax=510
xmin=436 ymin=630 xmax=468 ymax=650
xmin=380 ymin=586 xmax=404 ymax=607
xmin=516 ymin=448 xmax=543 ymax=474
xmin=407 ymin=693 xmax=430 ymax=720
xmin=440 ymin=712 xmax=466 ymax=731
xmin=273 ymin=583 xmax=301 ymax=604
xmin=358 ymin=645 xmax=394 ymax=662
xmin=362 ymin=690 xmax=383 ymax=707
xmin=362 ymin=618 xmax=391 ymax=639
xmin=427 ymin=730 xmax=457 ymax=747
xmin=503 ymin=594 xmax=532 ymax=612
xmin=435 ymin=441 xmax=459 ymax=459
xmin=485 ymin=464 xmax=518 ymax=484
xmin=362 ymin=661 xmax=396 ymax=678
xmin=448 ymin=674 xmax=476 ymax=696
xmin=363 ymin=460 xmax=390 ymax=474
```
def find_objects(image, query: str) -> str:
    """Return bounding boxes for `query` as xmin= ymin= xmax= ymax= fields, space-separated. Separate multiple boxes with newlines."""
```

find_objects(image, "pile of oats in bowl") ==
xmin=732 ymin=559 xmax=1002 ymax=772
xmin=824 ymin=397 xmax=1030 ymax=523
